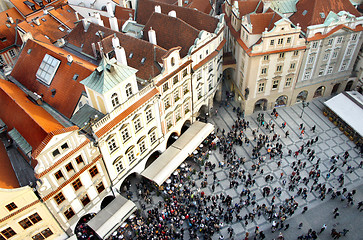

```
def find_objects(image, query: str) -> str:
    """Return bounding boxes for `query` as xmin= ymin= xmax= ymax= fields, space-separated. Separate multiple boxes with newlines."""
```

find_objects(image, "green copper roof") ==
xmin=8 ymin=128 xmax=32 ymax=156
xmin=270 ymin=0 xmax=297 ymax=14
xmin=81 ymin=57 xmax=138 ymax=94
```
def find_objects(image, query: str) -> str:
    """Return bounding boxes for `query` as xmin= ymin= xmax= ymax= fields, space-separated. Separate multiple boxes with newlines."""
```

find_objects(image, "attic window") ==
xmin=51 ymin=89 xmax=56 ymax=97
xmin=141 ymin=57 xmax=146 ymax=65
xmin=41 ymin=18 xmax=46 ymax=22
xmin=0 ymin=36 xmax=6 ymax=42
xmin=302 ymin=10 xmax=307 ymax=16
xmin=67 ymin=9 xmax=71 ymax=13
xmin=73 ymin=74 xmax=79 ymax=80
xmin=58 ymin=26 xmax=64 ymax=32
xmin=129 ymin=53 xmax=133 ymax=59
xmin=320 ymin=13 xmax=325 ymax=18
xmin=36 ymin=54 xmax=61 ymax=85
xmin=27 ymin=49 xmax=32 ymax=54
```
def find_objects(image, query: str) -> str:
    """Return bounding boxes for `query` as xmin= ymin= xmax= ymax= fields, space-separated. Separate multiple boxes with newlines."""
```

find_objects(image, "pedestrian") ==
xmin=285 ymin=131 xmax=289 ymax=138
xmin=319 ymin=224 xmax=327 ymax=234
xmin=299 ymin=123 xmax=303 ymax=130
xmin=298 ymin=222 xmax=303 ymax=229
xmin=333 ymin=211 xmax=339 ymax=219
xmin=284 ymin=224 xmax=289 ymax=231
xmin=311 ymin=125 xmax=316 ymax=133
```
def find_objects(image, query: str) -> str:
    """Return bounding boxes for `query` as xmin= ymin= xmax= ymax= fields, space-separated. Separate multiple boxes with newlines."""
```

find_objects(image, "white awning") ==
xmin=324 ymin=91 xmax=363 ymax=137
xmin=87 ymin=195 xmax=136 ymax=239
xmin=141 ymin=121 xmax=214 ymax=185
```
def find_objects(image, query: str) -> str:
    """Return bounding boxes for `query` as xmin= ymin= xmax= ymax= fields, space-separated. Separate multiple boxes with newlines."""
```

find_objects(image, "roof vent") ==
xmin=141 ymin=57 xmax=146 ymax=65
xmin=73 ymin=74 xmax=79 ymax=80
xmin=67 ymin=55 xmax=73 ymax=64
xmin=129 ymin=52 xmax=133 ymax=59
xmin=320 ymin=12 xmax=325 ymax=18
xmin=33 ymin=18 xmax=41 ymax=26
xmin=106 ymin=63 xmax=112 ymax=72
xmin=302 ymin=10 xmax=307 ymax=16
xmin=168 ymin=10 xmax=176 ymax=18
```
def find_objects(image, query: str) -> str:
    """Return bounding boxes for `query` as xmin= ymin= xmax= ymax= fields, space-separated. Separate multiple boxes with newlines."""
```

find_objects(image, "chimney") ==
xmin=75 ymin=12 xmax=79 ymax=21
xmin=33 ymin=18 xmax=40 ymax=26
xmin=91 ymin=42 xmax=98 ymax=58
xmin=148 ymin=27 xmax=157 ymax=45
xmin=97 ymin=41 xmax=104 ymax=56
xmin=112 ymin=34 xmax=120 ymax=48
xmin=168 ymin=10 xmax=176 ymax=18
xmin=106 ymin=2 xmax=114 ymax=17
xmin=67 ymin=55 xmax=73 ymax=63
xmin=155 ymin=5 xmax=161 ymax=13
xmin=93 ymin=12 xmax=104 ymax=27
xmin=178 ymin=0 xmax=182 ymax=7
xmin=109 ymin=16 xmax=119 ymax=31
xmin=82 ymin=18 xmax=90 ymax=32
xmin=6 ymin=13 xmax=14 ymax=24
xmin=115 ymin=46 xmax=127 ymax=66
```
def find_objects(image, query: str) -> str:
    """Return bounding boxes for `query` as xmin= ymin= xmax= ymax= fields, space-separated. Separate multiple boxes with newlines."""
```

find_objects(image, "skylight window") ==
xmin=141 ymin=57 xmax=146 ymax=65
xmin=129 ymin=53 xmax=133 ymax=59
xmin=302 ymin=10 xmax=307 ymax=16
xmin=36 ymin=54 xmax=61 ymax=85
xmin=58 ymin=26 xmax=65 ymax=32
xmin=320 ymin=12 xmax=325 ymax=18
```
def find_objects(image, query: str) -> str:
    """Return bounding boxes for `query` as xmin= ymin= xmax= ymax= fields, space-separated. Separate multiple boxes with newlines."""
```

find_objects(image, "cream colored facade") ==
xmin=33 ymin=129 xmax=111 ymax=236
xmin=0 ymin=186 xmax=66 ymax=240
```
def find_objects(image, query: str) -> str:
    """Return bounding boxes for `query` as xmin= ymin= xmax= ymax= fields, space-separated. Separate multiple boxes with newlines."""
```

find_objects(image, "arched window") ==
xmin=296 ymin=90 xmax=308 ymax=102
xmin=125 ymin=83 xmax=133 ymax=98
xmin=111 ymin=93 xmax=119 ymax=107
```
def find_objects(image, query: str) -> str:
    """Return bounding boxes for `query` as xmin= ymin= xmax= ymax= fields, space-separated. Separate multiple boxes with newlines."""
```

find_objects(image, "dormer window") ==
xmin=36 ymin=54 xmax=61 ymax=85
xmin=125 ymin=83 xmax=132 ymax=98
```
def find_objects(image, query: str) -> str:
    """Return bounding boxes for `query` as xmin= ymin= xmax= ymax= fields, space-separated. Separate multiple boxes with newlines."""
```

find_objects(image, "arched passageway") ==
xmin=254 ymin=99 xmax=267 ymax=112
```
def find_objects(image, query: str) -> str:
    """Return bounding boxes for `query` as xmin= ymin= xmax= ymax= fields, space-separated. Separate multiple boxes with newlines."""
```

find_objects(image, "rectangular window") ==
xmin=52 ymin=149 xmax=60 ymax=157
xmin=36 ymin=54 xmax=61 ymax=85
xmin=270 ymin=39 xmax=274 ymax=46
xmin=174 ymin=90 xmax=179 ymax=102
xmin=115 ymin=159 xmax=123 ymax=173
xmin=327 ymin=39 xmax=333 ymax=45
xmin=5 ymin=202 xmax=17 ymax=211
xmin=332 ymin=50 xmax=338 ymax=59
xmin=318 ymin=68 xmax=325 ymax=76
xmin=0 ymin=55 xmax=4 ymax=64
xmin=208 ymin=63 xmax=213 ymax=72
xmin=19 ymin=218 xmax=33 ymax=229
xmin=61 ymin=143 xmax=69 ymax=150
xmin=346 ymin=48 xmax=352 ymax=56
xmin=276 ymin=65 xmax=282 ymax=72
xmin=121 ymin=128 xmax=130 ymax=142
xmin=303 ymin=71 xmax=311 ymax=80
xmin=125 ymin=84 xmax=133 ymax=97
xmin=127 ymin=150 xmax=135 ymax=162
xmin=261 ymin=68 xmax=267 ymax=74
xmin=134 ymin=118 xmax=142 ymax=132
xmin=9 ymin=50 xmax=16 ymax=58
xmin=54 ymin=170 xmax=64 ymax=180
xmin=146 ymin=108 xmax=153 ymax=122
xmin=340 ymin=63 xmax=347 ymax=71
xmin=32 ymin=233 xmax=44 ymax=240
xmin=287 ymin=37 xmax=291 ymax=43
xmin=272 ymin=80 xmax=279 ymax=89
xmin=54 ymin=192 xmax=65 ymax=205
xmin=279 ymin=53 xmax=284 ymax=58
xmin=149 ymin=131 xmax=157 ymax=144
xmin=184 ymin=102 xmax=190 ymax=114
xmin=72 ymin=178 xmax=83 ymax=191
xmin=263 ymin=55 xmax=269 ymax=61
xmin=258 ymin=82 xmax=265 ymax=92
xmin=139 ymin=140 xmax=146 ymax=153
xmin=164 ymin=98 xmax=171 ymax=110
xmin=308 ymin=55 xmax=314 ymax=64
xmin=312 ymin=42 xmax=318 ymax=49
xmin=323 ymin=52 xmax=330 ymax=61
xmin=166 ymin=117 xmax=173 ymax=129
xmin=183 ymin=83 xmax=189 ymax=95
xmin=29 ymin=213 xmax=42 ymax=224
xmin=41 ymin=228 xmax=53 ymax=238
xmin=75 ymin=155 xmax=84 ymax=164
xmin=293 ymin=50 xmax=299 ymax=56
xmin=108 ymin=138 xmax=118 ymax=152
xmin=64 ymin=208 xmax=75 ymax=220
xmin=327 ymin=66 xmax=333 ymax=74
xmin=290 ymin=63 xmax=295 ymax=69
xmin=173 ymin=75 xmax=178 ymax=85
xmin=285 ymin=77 xmax=292 ymax=87
xmin=1 ymin=228 xmax=16 ymax=239
xmin=183 ymin=69 xmax=187 ymax=77
xmin=81 ymin=195 xmax=90 ymax=207
xmin=96 ymin=182 xmax=105 ymax=194
xmin=89 ymin=166 xmax=99 ymax=178
xmin=352 ymin=34 xmax=357 ymax=41
xmin=278 ymin=38 xmax=283 ymax=44
xmin=162 ymin=82 xmax=169 ymax=92
xmin=175 ymin=109 xmax=181 ymax=122
xmin=65 ymin=162 xmax=74 ymax=172
xmin=337 ymin=37 xmax=343 ymax=44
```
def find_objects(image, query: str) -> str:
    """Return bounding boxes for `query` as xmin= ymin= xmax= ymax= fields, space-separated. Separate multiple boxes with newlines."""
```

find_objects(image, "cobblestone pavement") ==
xmin=121 ymin=94 xmax=363 ymax=240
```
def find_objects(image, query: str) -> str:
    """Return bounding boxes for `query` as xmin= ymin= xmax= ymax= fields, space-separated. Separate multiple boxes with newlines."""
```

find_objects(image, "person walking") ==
xmin=319 ymin=224 xmax=327 ymax=234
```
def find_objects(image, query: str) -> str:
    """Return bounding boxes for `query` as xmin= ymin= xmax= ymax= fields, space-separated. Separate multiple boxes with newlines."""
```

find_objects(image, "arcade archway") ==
xmin=296 ymin=90 xmax=308 ymax=102
xmin=331 ymin=83 xmax=340 ymax=95
xmin=275 ymin=95 xmax=288 ymax=107
xmin=313 ymin=86 xmax=325 ymax=98
xmin=100 ymin=196 xmax=115 ymax=210
xmin=166 ymin=132 xmax=179 ymax=148
xmin=145 ymin=151 xmax=162 ymax=169
xmin=181 ymin=120 xmax=191 ymax=135
xmin=254 ymin=99 xmax=267 ymax=112
xmin=345 ymin=80 xmax=353 ymax=91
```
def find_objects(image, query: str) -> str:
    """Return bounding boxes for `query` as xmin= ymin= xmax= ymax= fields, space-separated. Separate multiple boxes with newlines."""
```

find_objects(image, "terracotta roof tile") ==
xmin=66 ymin=22 xmax=168 ymax=80
xmin=142 ymin=12 xmax=200 ymax=58
xmin=0 ymin=136 xmax=20 ymax=189
xmin=18 ymin=14 xmax=68 ymax=43
xmin=0 ymin=8 xmax=24 ymax=51
xmin=10 ymin=0 xmax=66 ymax=18
xmin=307 ymin=24 xmax=363 ymax=41
xmin=136 ymin=0 xmax=219 ymax=33
xmin=114 ymin=5 xmax=135 ymax=20
xmin=48 ymin=4 xmax=79 ymax=29
xmin=290 ymin=0 xmax=362 ymax=33
xmin=10 ymin=39 xmax=96 ymax=118
xmin=95 ymin=88 xmax=159 ymax=138
xmin=0 ymin=78 xmax=64 ymax=151
xmin=188 ymin=0 xmax=213 ymax=14
xmin=249 ymin=12 xmax=282 ymax=34
xmin=238 ymin=0 xmax=264 ymax=17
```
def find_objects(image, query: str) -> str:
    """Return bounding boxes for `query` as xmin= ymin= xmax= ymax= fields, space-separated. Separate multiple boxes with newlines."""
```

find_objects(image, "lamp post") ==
xmin=300 ymin=100 xmax=309 ymax=118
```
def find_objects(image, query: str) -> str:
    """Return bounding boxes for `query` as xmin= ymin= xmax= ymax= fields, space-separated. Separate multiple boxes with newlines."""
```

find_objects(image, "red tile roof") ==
xmin=238 ymin=0 xmax=264 ymax=17
xmin=115 ymin=5 xmax=135 ymax=20
xmin=249 ymin=12 xmax=282 ymax=34
xmin=0 ymin=135 xmax=20 ymax=189
xmin=290 ymin=0 xmax=362 ymax=33
xmin=17 ymin=14 xmax=68 ymax=43
xmin=188 ymin=0 xmax=213 ymax=14
xmin=136 ymin=0 xmax=219 ymax=33
xmin=307 ymin=24 xmax=363 ymax=41
xmin=48 ymin=4 xmax=79 ymax=29
xmin=66 ymin=22 xmax=168 ymax=80
xmin=0 ymin=78 xmax=64 ymax=152
xmin=0 ymin=8 xmax=24 ymax=52
xmin=10 ymin=39 xmax=96 ymax=118
xmin=142 ymin=12 xmax=200 ymax=58
xmin=10 ymin=0 xmax=66 ymax=18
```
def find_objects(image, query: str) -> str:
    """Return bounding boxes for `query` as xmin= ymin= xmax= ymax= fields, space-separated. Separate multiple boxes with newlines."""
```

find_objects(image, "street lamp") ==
xmin=300 ymin=100 xmax=309 ymax=118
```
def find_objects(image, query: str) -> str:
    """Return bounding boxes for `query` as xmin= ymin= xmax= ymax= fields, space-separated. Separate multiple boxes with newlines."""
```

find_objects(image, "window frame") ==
xmin=72 ymin=178 xmax=83 ymax=191
xmin=64 ymin=207 xmax=75 ymax=220
xmin=54 ymin=192 xmax=65 ymax=205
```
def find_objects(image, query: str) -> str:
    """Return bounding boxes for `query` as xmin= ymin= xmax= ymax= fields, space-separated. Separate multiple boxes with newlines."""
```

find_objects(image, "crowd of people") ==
xmin=105 ymin=96 xmax=361 ymax=240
